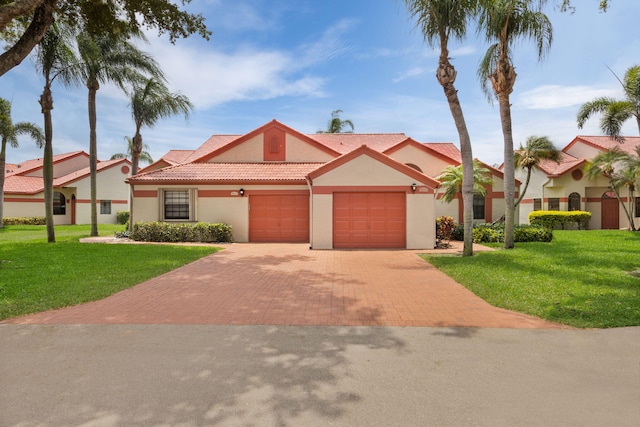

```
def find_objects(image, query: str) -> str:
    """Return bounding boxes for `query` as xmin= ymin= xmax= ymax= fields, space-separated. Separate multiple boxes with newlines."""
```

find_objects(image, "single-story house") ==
xmin=4 ymin=151 xmax=131 ymax=225
xmin=516 ymin=135 xmax=640 ymax=230
xmin=128 ymin=120 xmax=513 ymax=249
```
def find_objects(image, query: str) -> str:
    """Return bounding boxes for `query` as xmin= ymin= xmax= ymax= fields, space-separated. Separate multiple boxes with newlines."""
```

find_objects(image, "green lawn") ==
xmin=0 ymin=224 xmax=220 ymax=321
xmin=423 ymin=230 xmax=640 ymax=328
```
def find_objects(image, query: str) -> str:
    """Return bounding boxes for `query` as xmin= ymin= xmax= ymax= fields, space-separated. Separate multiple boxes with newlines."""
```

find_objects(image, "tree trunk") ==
xmin=88 ymin=83 xmax=98 ymax=237
xmin=0 ymin=1 xmax=56 ymax=77
xmin=39 ymin=86 xmax=55 ymax=242
xmin=128 ymin=129 xmax=143 ymax=233
xmin=0 ymin=139 xmax=6 ymax=228
xmin=437 ymin=50 xmax=474 ymax=256
xmin=514 ymin=167 xmax=532 ymax=207
xmin=498 ymin=92 xmax=515 ymax=249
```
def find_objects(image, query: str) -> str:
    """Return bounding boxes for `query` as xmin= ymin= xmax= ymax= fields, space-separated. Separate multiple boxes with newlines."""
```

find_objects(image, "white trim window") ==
xmin=162 ymin=189 xmax=195 ymax=221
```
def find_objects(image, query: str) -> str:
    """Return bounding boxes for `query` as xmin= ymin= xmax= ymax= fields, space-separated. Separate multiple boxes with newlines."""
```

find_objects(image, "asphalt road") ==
xmin=1 ymin=325 xmax=638 ymax=426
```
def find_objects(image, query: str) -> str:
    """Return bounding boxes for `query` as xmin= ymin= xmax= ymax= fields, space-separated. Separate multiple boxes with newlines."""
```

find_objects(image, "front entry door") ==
xmin=601 ymin=192 xmax=619 ymax=229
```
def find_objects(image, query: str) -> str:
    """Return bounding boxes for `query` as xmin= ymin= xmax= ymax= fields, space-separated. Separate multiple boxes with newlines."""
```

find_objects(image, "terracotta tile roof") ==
xmin=7 ymin=151 xmax=87 ymax=177
xmin=5 ymin=158 xmax=129 ymax=194
xmin=128 ymin=162 xmax=325 ymax=184
xmin=571 ymin=135 xmax=640 ymax=155
xmin=309 ymin=133 xmax=408 ymax=154
xmin=162 ymin=150 xmax=194 ymax=165
xmin=538 ymin=152 xmax=585 ymax=177
xmin=184 ymin=135 xmax=241 ymax=163
xmin=423 ymin=143 xmax=461 ymax=163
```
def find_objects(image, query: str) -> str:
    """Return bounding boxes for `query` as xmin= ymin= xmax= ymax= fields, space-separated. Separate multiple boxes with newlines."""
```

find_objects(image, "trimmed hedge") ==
xmin=451 ymin=223 xmax=552 ymax=243
xmin=3 ymin=216 xmax=47 ymax=225
xmin=131 ymin=221 xmax=233 ymax=243
xmin=116 ymin=210 xmax=130 ymax=225
xmin=529 ymin=210 xmax=591 ymax=230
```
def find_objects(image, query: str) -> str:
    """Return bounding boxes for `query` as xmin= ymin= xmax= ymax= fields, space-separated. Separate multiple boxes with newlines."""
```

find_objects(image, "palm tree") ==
xmin=577 ymin=65 xmax=640 ymax=141
xmin=404 ymin=0 xmax=479 ymax=256
xmin=73 ymin=31 xmax=162 ymax=236
xmin=584 ymin=148 xmax=634 ymax=230
xmin=437 ymin=160 xmax=492 ymax=203
xmin=0 ymin=98 xmax=44 ymax=228
xmin=514 ymin=135 xmax=561 ymax=207
xmin=128 ymin=77 xmax=192 ymax=176
xmin=477 ymin=0 xmax=553 ymax=249
xmin=111 ymin=136 xmax=154 ymax=165
xmin=318 ymin=110 xmax=354 ymax=133
xmin=34 ymin=22 xmax=77 ymax=243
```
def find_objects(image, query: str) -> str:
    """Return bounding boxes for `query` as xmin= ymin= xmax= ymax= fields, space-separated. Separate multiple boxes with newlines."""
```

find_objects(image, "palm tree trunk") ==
xmin=438 ymin=49 xmax=474 ymax=256
xmin=0 ymin=139 xmax=6 ymax=228
xmin=40 ymin=85 xmax=55 ymax=242
xmin=88 ymin=84 xmax=98 ymax=237
xmin=515 ymin=167 xmax=532 ymax=207
xmin=611 ymin=184 xmax=634 ymax=231
xmin=499 ymin=93 xmax=515 ymax=249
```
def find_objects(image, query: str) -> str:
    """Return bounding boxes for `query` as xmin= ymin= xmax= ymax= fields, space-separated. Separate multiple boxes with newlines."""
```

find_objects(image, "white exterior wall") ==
xmin=73 ymin=165 xmax=130 ymax=224
xmin=4 ymin=194 xmax=45 ymax=218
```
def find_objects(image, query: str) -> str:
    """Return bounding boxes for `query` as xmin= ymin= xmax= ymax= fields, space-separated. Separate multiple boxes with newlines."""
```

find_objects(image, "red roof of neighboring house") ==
xmin=311 ymin=133 xmax=408 ymax=154
xmin=5 ymin=157 xmax=130 ymax=195
xmin=537 ymin=152 xmax=585 ymax=177
xmin=6 ymin=151 xmax=87 ymax=177
xmin=565 ymin=135 xmax=640 ymax=156
xmin=128 ymin=162 xmax=325 ymax=184
xmin=424 ymin=143 xmax=462 ymax=163
xmin=184 ymin=135 xmax=240 ymax=163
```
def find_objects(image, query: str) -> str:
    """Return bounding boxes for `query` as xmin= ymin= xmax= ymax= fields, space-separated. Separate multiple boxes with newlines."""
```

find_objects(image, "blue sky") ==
xmin=2 ymin=0 xmax=639 ymax=167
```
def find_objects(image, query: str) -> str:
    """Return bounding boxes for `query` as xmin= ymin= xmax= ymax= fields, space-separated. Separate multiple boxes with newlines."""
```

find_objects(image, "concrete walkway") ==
xmin=4 ymin=243 xmax=564 ymax=328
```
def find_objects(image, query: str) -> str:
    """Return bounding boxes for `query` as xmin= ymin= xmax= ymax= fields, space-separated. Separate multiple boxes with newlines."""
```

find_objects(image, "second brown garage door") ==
xmin=249 ymin=194 xmax=309 ymax=242
xmin=333 ymin=192 xmax=406 ymax=248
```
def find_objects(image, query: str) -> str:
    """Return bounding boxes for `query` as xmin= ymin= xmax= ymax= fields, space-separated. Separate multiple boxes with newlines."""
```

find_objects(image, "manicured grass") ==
xmin=422 ymin=230 xmax=640 ymax=328
xmin=0 ymin=225 xmax=220 ymax=321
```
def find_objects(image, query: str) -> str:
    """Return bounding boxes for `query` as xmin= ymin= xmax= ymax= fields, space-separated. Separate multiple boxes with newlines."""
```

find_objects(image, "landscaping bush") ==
xmin=3 ymin=216 xmax=46 ymax=225
xmin=451 ymin=223 xmax=552 ymax=243
xmin=435 ymin=216 xmax=457 ymax=247
xmin=529 ymin=210 xmax=591 ymax=230
xmin=116 ymin=210 xmax=130 ymax=225
xmin=131 ymin=221 xmax=233 ymax=243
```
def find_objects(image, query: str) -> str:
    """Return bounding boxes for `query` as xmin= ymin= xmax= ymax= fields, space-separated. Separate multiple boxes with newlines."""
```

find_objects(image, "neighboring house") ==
xmin=516 ymin=135 xmax=640 ymax=230
xmin=4 ymin=151 xmax=131 ymax=225
xmin=128 ymin=120 xmax=511 ymax=249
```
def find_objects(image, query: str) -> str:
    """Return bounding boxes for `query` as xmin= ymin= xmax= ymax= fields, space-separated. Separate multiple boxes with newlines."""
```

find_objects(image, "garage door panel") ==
xmin=333 ymin=192 xmax=406 ymax=248
xmin=250 ymin=194 xmax=309 ymax=242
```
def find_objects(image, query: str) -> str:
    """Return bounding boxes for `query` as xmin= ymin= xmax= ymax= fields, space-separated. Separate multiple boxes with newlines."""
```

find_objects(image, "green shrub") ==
xmin=529 ymin=210 xmax=591 ymax=230
xmin=116 ymin=210 xmax=130 ymax=225
xmin=131 ymin=221 xmax=233 ymax=243
xmin=452 ymin=223 xmax=552 ymax=243
xmin=3 ymin=216 xmax=46 ymax=225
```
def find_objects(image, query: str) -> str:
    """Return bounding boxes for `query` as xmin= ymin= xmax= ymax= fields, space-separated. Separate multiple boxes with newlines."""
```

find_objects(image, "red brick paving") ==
xmin=3 ymin=243 xmax=566 ymax=328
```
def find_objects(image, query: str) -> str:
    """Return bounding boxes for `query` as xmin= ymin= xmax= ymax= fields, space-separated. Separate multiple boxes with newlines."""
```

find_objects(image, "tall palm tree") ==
xmin=584 ymin=148 xmax=634 ymax=230
xmin=477 ymin=0 xmax=553 ymax=249
xmin=318 ymin=110 xmax=354 ymax=133
xmin=0 ymin=98 xmax=44 ymax=228
xmin=34 ymin=22 xmax=77 ymax=243
xmin=437 ymin=160 xmax=492 ymax=204
xmin=73 ymin=31 xmax=162 ymax=236
xmin=514 ymin=135 xmax=560 ymax=207
xmin=404 ymin=0 xmax=479 ymax=256
xmin=111 ymin=136 xmax=154 ymax=165
xmin=128 ymin=77 xmax=192 ymax=176
xmin=577 ymin=65 xmax=640 ymax=141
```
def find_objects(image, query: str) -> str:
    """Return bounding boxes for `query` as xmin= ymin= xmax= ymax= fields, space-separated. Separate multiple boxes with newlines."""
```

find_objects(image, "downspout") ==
xmin=305 ymin=176 xmax=313 ymax=250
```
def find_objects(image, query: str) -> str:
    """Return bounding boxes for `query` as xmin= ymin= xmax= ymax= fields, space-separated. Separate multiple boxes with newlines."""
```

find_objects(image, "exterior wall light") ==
xmin=411 ymin=183 xmax=417 ymax=193
xmin=239 ymin=188 xmax=245 ymax=197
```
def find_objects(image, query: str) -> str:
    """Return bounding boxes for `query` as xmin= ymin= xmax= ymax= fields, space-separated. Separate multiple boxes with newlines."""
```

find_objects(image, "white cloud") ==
xmin=393 ymin=67 xmax=431 ymax=83
xmin=518 ymin=85 xmax=618 ymax=110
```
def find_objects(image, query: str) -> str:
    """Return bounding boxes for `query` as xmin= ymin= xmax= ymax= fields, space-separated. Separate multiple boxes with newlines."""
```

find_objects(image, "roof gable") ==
xmin=307 ymin=145 xmax=440 ymax=188
xmin=191 ymin=120 xmax=340 ymax=163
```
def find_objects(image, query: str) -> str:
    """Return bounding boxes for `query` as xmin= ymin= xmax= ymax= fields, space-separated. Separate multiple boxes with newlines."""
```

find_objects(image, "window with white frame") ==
xmin=100 ymin=200 xmax=112 ymax=214
xmin=162 ymin=189 xmax=193 ymax=220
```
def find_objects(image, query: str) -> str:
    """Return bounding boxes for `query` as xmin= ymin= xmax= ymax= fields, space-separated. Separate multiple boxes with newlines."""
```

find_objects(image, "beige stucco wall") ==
xmin=286 ymin=135 xmax=335 ymax=162
xmin=313 ymin=155 xmax=420 ymax=187
xmin=406 ymin=193 xmax=436 ymax=249
xmin=4 ymin=194 xmax=45 ymax=219
xmin=386 ymin=144 xmax=453 ymax=177
xmin=24 ymin=155 xmax=88 ymax=178
xmin=207 ymin=135 xmax=263 ymax=162
xmin=564 ymin=141 xmax=601 ymax=160
xmin=310 ymin=194 xmax=332 ymax=249
xmin=73 ymin=165 xmax=131 ymax=224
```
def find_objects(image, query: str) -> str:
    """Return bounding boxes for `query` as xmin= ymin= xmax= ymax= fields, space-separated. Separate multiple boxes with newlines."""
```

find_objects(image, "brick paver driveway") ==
xmin=4 ymin=243 xmax=564 ymax=328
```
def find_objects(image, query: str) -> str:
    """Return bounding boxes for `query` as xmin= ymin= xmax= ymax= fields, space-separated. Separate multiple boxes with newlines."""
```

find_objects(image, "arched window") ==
xmin=405 ymin=163 xmax=423 ymax=173
xmin=53 ymin=192 xmax=66 ymax=215
xmin=568 ymin=192 xmax=581 ymax=211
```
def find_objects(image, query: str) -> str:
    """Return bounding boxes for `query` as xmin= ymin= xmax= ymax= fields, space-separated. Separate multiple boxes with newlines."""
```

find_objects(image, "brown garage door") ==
xmin=333 ymin=192 xmax=406 ymax=248
xmin=249 ymin=194 xmax=309 ymax=242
